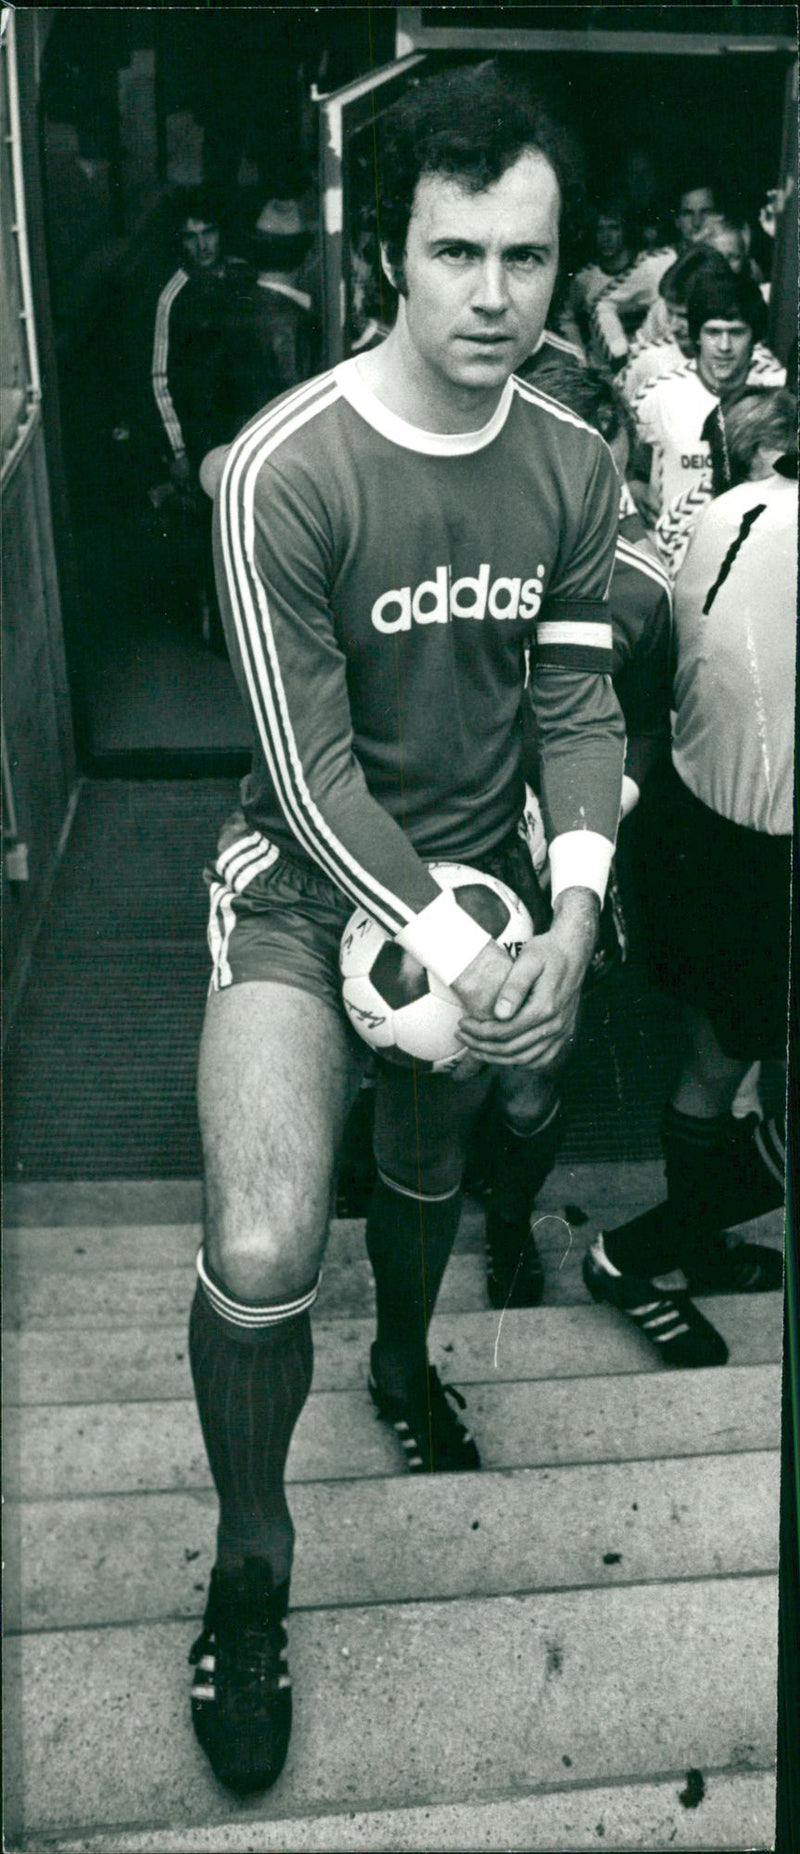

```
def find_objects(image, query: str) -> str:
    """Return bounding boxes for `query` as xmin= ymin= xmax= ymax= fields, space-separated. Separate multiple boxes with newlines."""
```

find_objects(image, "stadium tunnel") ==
xmin=2 ymin=3 xmax=797 ymax=1158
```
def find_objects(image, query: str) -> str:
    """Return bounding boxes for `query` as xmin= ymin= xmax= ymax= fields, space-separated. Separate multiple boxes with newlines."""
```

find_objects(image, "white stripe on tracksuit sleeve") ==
xmin=152 ymin=270 xmax=189 ymax=457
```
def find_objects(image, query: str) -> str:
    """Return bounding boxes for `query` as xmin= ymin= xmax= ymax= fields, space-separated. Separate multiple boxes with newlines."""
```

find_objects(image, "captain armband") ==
xmin=536 ymin=599 xmax=614 ymax=673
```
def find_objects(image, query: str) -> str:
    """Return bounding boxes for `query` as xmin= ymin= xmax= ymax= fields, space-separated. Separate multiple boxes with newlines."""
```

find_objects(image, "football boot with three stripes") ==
xmin=582 ymin=1236 xmax=729 ymax=1369
xmin=369 ymin=1348 xmax=481 ymax=1472
xmin=190 ymin=1558 xmax=292 ymax=1795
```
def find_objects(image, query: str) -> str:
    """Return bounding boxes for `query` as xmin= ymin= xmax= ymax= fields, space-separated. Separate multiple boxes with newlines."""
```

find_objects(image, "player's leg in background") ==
xmin=480 ymin=1065 xmax=568 ymax=1308
xmin=663 ymin=1007 xmax=785 ymax=1291
xmin=364 ymin=1064 xmax=492 ymax=1471
xmin=584 ymin=1004 xmax=784 ymax=1370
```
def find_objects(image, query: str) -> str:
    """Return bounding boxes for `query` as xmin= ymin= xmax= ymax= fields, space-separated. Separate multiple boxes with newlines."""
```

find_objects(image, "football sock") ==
xmin=488 ymin=1099 xmax=564 ymax=1233
xmin=601 ymin=1201 xmax=680 ymax=1277
xmin=663 ymin=1105 xmax=785 ymax=1225
xmin=602 ymin=1107 xmax=787 ymax=1279
xmin=662 ymin=1104 xmax=785 ymax=1270
xmin=366 ymin=1173 xmax=463 ymax=1396
xmin=189 ymin=1249 xmax=316 ymax=1583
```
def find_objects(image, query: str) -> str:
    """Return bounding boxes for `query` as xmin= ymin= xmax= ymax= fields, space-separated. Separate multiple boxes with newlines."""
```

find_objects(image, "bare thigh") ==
xmin=198 ymin=981 xmax=363 ymax=1300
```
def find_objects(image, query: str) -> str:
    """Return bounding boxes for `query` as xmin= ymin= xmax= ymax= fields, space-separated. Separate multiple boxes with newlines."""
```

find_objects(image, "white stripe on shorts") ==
xmin=208 ymin=881 xmax=236 ymax=990
xmin=216 ymin=831 xmax=262 ymax=874
xmin=231 ymin=843 xmax=280 ymax=892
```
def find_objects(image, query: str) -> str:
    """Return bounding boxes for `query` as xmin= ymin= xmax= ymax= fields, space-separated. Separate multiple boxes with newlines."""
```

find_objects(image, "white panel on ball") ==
xmin=341 ymin=975 xmax=396 ymax=1047
xmin=339 ymin=912 xmax=387 ymax=979
xmin=394 ymin=993 xmax=462 ymax=1061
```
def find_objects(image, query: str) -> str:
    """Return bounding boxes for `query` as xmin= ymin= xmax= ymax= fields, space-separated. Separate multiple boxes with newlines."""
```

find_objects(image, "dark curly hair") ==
xmin=521 ymin=357 xmax=637 ymax=450
xmin=686 ymin=267 xmax=767 ymax=347
xmin=378 ymin=62 xmax=585 ymax=288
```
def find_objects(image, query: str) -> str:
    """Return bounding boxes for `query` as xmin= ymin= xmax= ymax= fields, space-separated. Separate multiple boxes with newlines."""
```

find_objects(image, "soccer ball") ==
xmin=339 ymin=862 xmax=534 ymax=1073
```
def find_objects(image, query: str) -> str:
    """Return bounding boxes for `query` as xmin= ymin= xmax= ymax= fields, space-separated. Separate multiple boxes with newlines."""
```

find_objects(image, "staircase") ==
xmin=4 ymin=1163 xmax=782 ymax=1852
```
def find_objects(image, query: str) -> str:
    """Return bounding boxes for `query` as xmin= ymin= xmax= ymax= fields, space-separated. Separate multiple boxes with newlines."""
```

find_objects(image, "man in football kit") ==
xmin=583 ymin=403 xmax=794 ymax=1365
xmin=465 ymin=360 xmax=673 ymax=1299
xmin=629 ymin=266 xmax=784 ymax=523
xmin=188 ymin=65 xmax=625 ymax=1798
xmin=565 ymin=199 xmax=674 ymax=373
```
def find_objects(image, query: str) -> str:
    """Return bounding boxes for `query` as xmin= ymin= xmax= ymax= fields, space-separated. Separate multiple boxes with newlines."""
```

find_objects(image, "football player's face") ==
xmin=698 ymin=318 xmax=753 ymax=393
xmin=396 ymin=150 xmax=560 ymax=396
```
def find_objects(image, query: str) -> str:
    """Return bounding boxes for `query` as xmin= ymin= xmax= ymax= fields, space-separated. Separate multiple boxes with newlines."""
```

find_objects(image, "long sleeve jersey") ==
xmin=571 ymin=249 xmax=675 ymax=366
xmin=152 ymin=263 xmax=309 ymax=468
xmin=523 ymin=527 xmax=672 ymax=798
xmin=152 ymin=268 xmax=190 ymax=457
xmin=213 ymin=360 xmax=625 ymax=987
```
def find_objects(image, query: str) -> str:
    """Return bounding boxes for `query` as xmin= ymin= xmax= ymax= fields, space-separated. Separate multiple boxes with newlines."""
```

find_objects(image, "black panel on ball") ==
xmin=371 ymin=942 xmax=430 ymax=1010
xmin=453 ymin=883 xmax=510 ymax=937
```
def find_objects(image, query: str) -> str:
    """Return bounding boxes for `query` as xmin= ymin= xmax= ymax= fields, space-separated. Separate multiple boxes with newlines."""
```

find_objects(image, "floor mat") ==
xmin=4 ymin=781 xmax=681 ymax=1180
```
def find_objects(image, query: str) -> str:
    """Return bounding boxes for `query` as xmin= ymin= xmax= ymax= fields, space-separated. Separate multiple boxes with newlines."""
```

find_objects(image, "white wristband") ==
xmin=620 ymin=773 xmax=640 ymax=819
xmin=395 ymin=888 xmax=493 ymax=987
xmin=548 ymin=830 xmax=613 ymax=905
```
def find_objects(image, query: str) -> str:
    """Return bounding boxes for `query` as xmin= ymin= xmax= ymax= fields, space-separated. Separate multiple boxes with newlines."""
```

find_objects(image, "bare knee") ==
xmin=197 ymin=979 xmax=361 ymax=1301
xmin=203 ymin=1174 xmax=329 ymax=1302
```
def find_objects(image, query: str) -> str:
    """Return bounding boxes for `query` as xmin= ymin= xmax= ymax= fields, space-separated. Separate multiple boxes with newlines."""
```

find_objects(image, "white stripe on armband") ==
xmin=536 ymin=620 xmax=614 ymax=651
xmin=548 ymin=831 xmax=613 ymax=905
xmin=395 ymin=888 xmax=493 ymax=987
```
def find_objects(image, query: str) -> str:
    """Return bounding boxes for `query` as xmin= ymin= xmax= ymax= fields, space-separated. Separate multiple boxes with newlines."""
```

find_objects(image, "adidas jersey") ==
xmin=632 ymin=350 xmax=786 ymax=515
xmin=672 ymin=473 xmax=796 ymax=834
xmin=214 ymin=359 xmax=624 ymax=981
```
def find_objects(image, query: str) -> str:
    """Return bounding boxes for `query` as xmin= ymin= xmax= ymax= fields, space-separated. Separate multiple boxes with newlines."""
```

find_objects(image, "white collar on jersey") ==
xmin=333 ymin=356 xmax=514 ymax=456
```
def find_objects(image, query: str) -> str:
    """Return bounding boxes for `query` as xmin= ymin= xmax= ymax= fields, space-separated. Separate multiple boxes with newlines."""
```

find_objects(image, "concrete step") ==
xmin=19 ymin=1768 xmax=776 ymax=1853
xmin=5 ymin=1364 xmax=780 ymax=1501
xmin=3 ymin=1212 xmax=784 ymax=1330
xmin=2 ymin=1578 xmax=777 ymax=1841
xmin=6 ymin=1451 xmax=779 ymax=1634
xmin=3 ymin=1294 xmax=783 ymax=1407
xmin=0 ymin=1162 xmax=671 ymax=1228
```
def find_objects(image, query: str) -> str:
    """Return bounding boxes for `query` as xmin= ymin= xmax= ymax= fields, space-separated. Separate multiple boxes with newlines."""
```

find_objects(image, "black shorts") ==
xmin=637 ymin=761 xmax=791 ymax=1061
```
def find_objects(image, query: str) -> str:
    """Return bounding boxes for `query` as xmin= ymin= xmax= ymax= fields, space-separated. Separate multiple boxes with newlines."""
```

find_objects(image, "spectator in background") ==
xmin=584 ymin=398 xmax=794 ymax=1368
xmin=563 ymin=198 xmax=673 ymax=369
xmin=703 ymin=211 xmax=767 ymax=291
xmin=628 ymin=266 xmax=783 ymax=524
xmin=247 ymin=199 xmax=319 ymax=392
xmin=152 ymin=189 xmax=313 ymax=647
xmin=152 ymin=191 xmax=227 ymax=490
xmin=674 ymin=180 xmax=717 ymax=253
